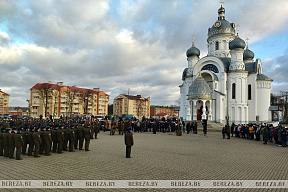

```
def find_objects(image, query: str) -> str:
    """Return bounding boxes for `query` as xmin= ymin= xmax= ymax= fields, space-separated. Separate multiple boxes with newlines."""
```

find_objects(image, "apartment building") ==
xmin=30 ymin=82 xmax=109 ymax=118
xmin=113 ymin=94 xmax=150 ymax=119
xmin=0 ymin=89 xmax=9 ymax=114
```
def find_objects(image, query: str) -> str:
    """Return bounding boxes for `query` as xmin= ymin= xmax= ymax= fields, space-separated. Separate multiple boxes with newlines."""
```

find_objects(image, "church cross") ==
xmin=192 ymin=34 xmax=195 ymax=47
xmin=236 ymin=24 xmax=240 ymax=36
xmin=220 ymin=0 xmax=224 ymax=6
xmin=245 ymin=38 xmax=249 ymax=49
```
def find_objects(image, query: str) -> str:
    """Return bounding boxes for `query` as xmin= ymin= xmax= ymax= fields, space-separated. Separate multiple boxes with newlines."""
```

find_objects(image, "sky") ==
xmin=0 ymin=0 xmax=288 ymax=107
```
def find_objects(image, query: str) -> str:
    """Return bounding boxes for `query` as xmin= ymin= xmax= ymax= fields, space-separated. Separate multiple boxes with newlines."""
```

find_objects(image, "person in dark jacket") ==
xmin=44 ymin=126 xmax=52 ymax=156
xmin=0 ymin=127 xmax=4 ymax=156
xmin=9 ymin=128 xmax=16 ymax=159
xmin=3 ymin=128 xmax=10 ymax=157
xmin=33 ymin=127 xmax=42 ymax=157
xmin=15 ymin=128 xmax=24 ymax=160
xmin=21 ymin=126 xmax=28 ymax=155
xmin=125 ymin=127 xmax=134 ymax=158
xmin=281 ymin=128 xmax=287 ymax=147
xmin=57 ymin=125 xmax=64 ymax=154
xmin=68 ymin=124 xmax=76 ymax=152
xmin=27 ymin=126 xmax=35 ymax=156
xmin=84 ymin=124 xmax=91 ymax=151
xmin=262 ymin=126 xmax=269 ymax=144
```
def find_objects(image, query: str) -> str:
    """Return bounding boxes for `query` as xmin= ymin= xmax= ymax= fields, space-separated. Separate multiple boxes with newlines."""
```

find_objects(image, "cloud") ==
xmin=0 ymin=0 xmax=287 ymax=107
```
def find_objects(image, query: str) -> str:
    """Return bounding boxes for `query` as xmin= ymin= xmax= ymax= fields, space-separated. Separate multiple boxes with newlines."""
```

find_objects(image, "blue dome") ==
xmin=208 ymin=20 xmax=235 ymax=38
xmin=182 ymin=68 xmax=188 ymax=80
xmin=229 ymin=37 xmax=246 ymax=50
xmin=186 ymin=45 xmax=200 ymax=57
xmin=243 ymin=48 xmax=254 ymax=60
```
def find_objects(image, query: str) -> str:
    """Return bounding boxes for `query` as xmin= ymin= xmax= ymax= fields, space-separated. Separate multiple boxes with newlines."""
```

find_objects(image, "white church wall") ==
xmin=247 ymin=73 xmax=257 ymax=122
xmin=256 ymin=80 xmax=271 ymax=122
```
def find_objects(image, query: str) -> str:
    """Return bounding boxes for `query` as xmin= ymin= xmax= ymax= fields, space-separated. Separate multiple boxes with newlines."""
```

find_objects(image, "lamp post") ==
xmin=26 ymin=99 xmax=31 ymax=116
xmin=127 ymin=88 xmax=130 ymax=119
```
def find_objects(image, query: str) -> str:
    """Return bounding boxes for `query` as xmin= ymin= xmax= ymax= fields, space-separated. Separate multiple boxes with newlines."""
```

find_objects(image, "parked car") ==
xmin=22 ymin=115 xmax=32 ymax=120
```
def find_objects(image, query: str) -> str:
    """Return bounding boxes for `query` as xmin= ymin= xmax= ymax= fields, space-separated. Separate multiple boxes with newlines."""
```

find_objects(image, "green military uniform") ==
xmin=52 ymin=126 xmax=58 ymax=153
xmin=15 ymin=129 xmax=24 ymax=160
xmin=57 ymin=126 xmax=64 ymax=153
xmin=33 ymin=128 xmax=42 ymax=157
xmin=226 ymin=124 xmax=231 ymax=139
xmin=262 ymin=126 xmax=269 ymax=144
xmin=120 ymin=122 xmax=124 ymax=135
xmin=21 ymin=127 xmax=28 ymax=155
xmin=3 ymin=128 xmax=10 ymax=157
xmin=0 ymin=128 xmax=4 ymax=156
xmin=43 ymin=126 xmax=52 ymax=156
xmin=39 ymin=127 xmax=45 ymax=154
xmin=78 ymin=124 xmax=85 ymax=150
xmin=124 ymin=129 xmax=134 ymax=158
xmin=68 ymin=125 xmax=76 ymax=152
xmin=74 ymin=124 xmax=79 ymax=149
xmin=84 ymin=125 xmax=91 ymax=151
xmin=9 ymin=128 xmax=16 ymax=158
xmin=62 ymin=126 xmax=68 ymax=151
xmin=27 ymin=127 xmax=34 ymax=156
xmin=90 ymin=123 xmax=94 ymax=139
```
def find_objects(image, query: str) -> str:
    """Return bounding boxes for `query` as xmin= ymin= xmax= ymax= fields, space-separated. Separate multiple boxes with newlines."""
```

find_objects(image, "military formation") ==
xmin=0 ymin=119 xmax=101 ymax=160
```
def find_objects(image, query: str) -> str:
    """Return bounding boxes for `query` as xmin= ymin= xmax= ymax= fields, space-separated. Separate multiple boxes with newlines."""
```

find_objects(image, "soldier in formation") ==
xmin=0 ymin=119 xmax=94 ymax=160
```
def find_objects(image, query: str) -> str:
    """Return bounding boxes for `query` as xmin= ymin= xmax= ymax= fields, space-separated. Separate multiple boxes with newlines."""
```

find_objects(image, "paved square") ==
xmin=0 ymin=130 xmax=287 ymax=192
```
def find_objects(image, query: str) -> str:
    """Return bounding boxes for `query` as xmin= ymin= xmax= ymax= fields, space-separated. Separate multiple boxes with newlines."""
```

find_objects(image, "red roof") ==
xmin=31 ymin=83 xmax=109 ymax=96
xmin=123 ymin=94 xmax=148 ymax=101
xmin=0 ymin=90 xmax=10 ymax=96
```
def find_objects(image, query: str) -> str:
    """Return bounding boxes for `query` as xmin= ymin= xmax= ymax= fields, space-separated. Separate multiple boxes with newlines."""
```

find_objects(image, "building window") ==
xmin=232 ymin=83 xmax=236 ymax=99
xmin=201 ymin=64 xmax=219 ymax=73
xmin=215 ymin=41 xmax=219 ymax=50
xmin=248 ymin=84 xmax=251 ymax=100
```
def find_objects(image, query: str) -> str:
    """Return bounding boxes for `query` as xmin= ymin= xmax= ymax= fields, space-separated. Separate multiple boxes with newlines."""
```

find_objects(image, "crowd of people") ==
xmin=0 ymin=117 xmax=190 ymax=160
xmin=222 ymin=123 xmax=288 ymax=147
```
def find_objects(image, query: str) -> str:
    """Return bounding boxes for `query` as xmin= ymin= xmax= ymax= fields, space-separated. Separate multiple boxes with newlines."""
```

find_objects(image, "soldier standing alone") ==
xmin=124 ymin=128 xmax=134 ymax=158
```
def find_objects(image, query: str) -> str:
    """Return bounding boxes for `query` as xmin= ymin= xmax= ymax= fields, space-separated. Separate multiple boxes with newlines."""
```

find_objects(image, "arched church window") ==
xmin=201 ymin=64 xmax=219 ymax=73
xmin=232 ymin=83 xmax=236 ymax=99
xmin=248 ymin=84 xmax=251 ymax=100
xmin=215 ymin=41 xmax=219 ymax=50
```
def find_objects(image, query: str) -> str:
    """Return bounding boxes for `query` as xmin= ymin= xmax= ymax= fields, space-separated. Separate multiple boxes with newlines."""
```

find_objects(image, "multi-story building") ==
xmin=113 ymin=94 xmax=150 ymax=119
xmin=0 ymin=89 xmax=9 ymax=115
xmin=150 ymin=105 xmax=179 ymax=119
xmin=30 ymin=82 xmax=109 ymax=118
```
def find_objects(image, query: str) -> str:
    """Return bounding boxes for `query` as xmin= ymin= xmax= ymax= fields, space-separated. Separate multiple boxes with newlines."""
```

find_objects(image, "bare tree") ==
xmin=68 ymin=91 xmax=76 ymax=115
xmin=79 ymin=90 xmax=94 ymax=114
xmin=39 ymin=83 xmax=52 ymax=117
xmin=51 ymin=90 xmax=59 ymax=118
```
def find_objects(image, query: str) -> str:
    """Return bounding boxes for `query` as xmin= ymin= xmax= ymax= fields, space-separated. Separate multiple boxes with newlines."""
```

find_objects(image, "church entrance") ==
xmin=197 ymin=106 xmax=208 ymax=120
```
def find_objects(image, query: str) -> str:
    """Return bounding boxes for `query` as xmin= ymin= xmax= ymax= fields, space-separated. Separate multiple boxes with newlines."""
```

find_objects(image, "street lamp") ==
xmin=26 ymin=99 xmax=31 ymax=116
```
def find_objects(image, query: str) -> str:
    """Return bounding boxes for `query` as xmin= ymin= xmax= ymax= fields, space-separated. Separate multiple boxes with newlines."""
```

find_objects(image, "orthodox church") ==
xmin=179 ymin=4 xmax=272 ymax=125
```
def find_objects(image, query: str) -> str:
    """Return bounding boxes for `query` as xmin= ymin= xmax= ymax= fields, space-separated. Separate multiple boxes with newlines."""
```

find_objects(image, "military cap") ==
xmin=17 ymin=127 xmax=22 ymax=131
xmin=127 ymin=127 xmax=132 ymax=130
xmin=71 ymin=124 xmax=74 ymax=127
xmin=12 ymin=127 xmax=17 ymax=130
xmin=1 ymin=127 xmax=5 ymax=131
